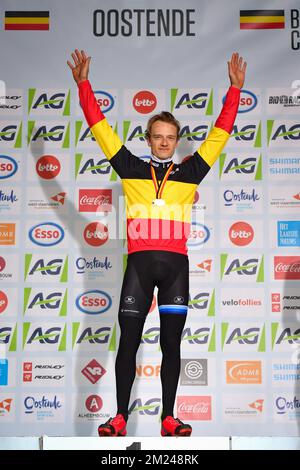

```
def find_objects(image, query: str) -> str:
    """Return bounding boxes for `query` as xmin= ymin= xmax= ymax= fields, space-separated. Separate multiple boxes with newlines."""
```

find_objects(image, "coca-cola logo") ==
xmin=79 ymin=189 xmax=112 ymax=213
xmin=229 ymin=221 xmax=254 ymax=246
xmin=36 ymin=155 xmax=60 ymax=179
xmin=177 ymin=396 xmax=212 ymax=421
xmin=133 ymin=90 xmax=157 ymax=114
xmin=83 ymin=222 xmax=109 ymax=247
xmin=274 ymin=256 xmax=300 ymax=280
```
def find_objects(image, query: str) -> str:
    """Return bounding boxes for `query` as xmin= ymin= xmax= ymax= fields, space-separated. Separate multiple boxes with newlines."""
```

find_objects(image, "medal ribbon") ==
xmin=150 ymin=161 xmax=174 ymax=200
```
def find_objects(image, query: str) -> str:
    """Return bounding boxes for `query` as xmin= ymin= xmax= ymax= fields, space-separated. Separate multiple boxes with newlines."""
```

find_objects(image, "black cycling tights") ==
xmin=115 ymin=250 xmax=189 ymax=422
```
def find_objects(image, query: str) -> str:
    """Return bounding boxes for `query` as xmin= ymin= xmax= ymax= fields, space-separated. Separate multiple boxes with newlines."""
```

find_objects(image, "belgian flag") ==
xmin=240 ymin=10 xmax=285 ymax=29
xmin=4 ymin=11 xmax=49 ymax=30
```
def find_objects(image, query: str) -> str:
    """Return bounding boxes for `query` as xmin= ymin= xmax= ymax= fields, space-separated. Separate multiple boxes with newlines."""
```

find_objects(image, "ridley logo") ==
xmin=133 ymin=90 xmax=157 ymax=114
xmin=274 ymin=256 xmax=300 ymax=280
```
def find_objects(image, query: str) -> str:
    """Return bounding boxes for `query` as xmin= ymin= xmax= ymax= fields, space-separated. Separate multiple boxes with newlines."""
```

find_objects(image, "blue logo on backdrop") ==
xmin=0 ymin=155 xmax=18 ymax=179
xmin=0 ymin=359 xmax=8 ymax=385
xmin=277 ymin=221 xmax=300 ymax=247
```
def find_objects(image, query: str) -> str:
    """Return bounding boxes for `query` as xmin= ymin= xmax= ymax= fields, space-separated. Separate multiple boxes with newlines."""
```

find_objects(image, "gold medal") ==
xmin=150 ymin=161 xmax=174 ymax=206
xmin=152 ymin=198 xmax=166 ymax=206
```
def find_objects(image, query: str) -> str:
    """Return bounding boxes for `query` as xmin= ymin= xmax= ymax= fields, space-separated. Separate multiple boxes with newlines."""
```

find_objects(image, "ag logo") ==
xmin=220 ymin=254 xmax=264 ymax=282
xmin=28 ymin=89 xmax=70 ymax=115
xmin=24 ymin=255 xmax=68 ymax=282
xmin=222 ymin=323 xmax=266 ymax=352
xmin=23 ymin=323 xmax=67 ymax=351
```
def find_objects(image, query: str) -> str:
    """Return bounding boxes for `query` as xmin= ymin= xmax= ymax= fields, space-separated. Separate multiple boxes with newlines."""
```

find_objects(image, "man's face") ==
xmin=147 ymin=121 xmax=179 ymax=160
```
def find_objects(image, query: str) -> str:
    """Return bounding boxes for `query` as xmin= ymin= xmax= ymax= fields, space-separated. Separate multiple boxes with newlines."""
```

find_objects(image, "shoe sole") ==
xmin=98 ymin=429 xmax=126 ymax=437
xmin=161 ymin=428 xmax=192 ymax=437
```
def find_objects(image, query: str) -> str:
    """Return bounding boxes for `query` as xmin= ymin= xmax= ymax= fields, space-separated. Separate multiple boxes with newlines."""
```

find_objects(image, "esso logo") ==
xmin=0 ymin=257 xmax=6 ymax=272
xmin=85 ymin=395 xmax=103 ymax=413
xmin=193 ymin=190 xmax=200 ymax=204
xmin=0 ymin=155 xmax=18 ymax=179
xmin=239 ymin=90 xmax=258 ymax=113
xmin=29 ymin=222 xmax=65 ymax=246
xmin=83 ymin=222 xmax=109 ymax=247
xmin=133 ymin=90 xmax=157 ymax=114
xmin=76 ymin=290 xmax=112 ymax=314
xmin=94 ymin=91 xmax=114 ymax=113
xmin=222 ymin=90 xmax=257 ymax=113
xmin=229 ymin=221 xmax=254 ymax=246
xmin=187 ymin=223 xmax=210 ymax=247
xmin=36 ymin=155 xmax=61 ymax=179
xmin=0 ymin=291 xmax=8 ymax=314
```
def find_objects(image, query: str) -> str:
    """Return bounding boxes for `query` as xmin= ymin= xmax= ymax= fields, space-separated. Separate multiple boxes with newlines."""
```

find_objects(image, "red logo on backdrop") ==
xmin=294 ymin=193 xmax=300 ymax=201
xmin=0 ymin=257 xmax=6 ymax=272
xmin=274 ymin=256 xmax=300 ymax=280
xmin=83 ymin=222 xmax=109 ymax=247
xmin=85 ymin=395 xmax=103 ymax=413
xmin=23 ymin=362 xmax=33 ymax=382
xmin=51 ymin=192 xmax=66 ymax=205
xmin=249 ymin=399 xmax=264 ymax=413
xmin=0 ymin=291 xmax=8 ymax=314
xmin=36 ymin=155 xmax=61 ymax=179
xmin=79 ymin=189 xmax=112 ymax=213
xmin=81 ymin=359 xmax=106 ymax=384
xmin=0 ymin=399 xmax=13 ymax=412
xmin=229 ymin=221 xmax=254 ymax=246
xmin=133 ymin=91 xmax=157 ymax=114
xmin=193 ymin=191 xmax=200 ymax=204
xmin=177 ymin=396 xmax=212 ymax=421
xmin=197 ymin=259 xmax=212 ymax=272
xmin=271 ymin=293 xmax=281 ymax=313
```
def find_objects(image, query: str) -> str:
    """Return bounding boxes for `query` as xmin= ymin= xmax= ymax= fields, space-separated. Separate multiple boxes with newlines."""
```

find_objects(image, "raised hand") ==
xmin=67 ymin=49 xmax=91 ymax=85
xmin=228 ymin=52 xmax=247 ymax=89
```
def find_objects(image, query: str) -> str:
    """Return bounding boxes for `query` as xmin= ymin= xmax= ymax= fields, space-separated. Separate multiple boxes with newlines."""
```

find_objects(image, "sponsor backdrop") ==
xmin=0 ymin=0 xmax=300 ymax=436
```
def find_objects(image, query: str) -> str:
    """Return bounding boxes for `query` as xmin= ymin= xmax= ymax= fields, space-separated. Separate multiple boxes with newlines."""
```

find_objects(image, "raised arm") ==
xmin=67 ymin=49 xmax=122 ymax=162
xmin=197 ymin=52 xmax=247 ymax=168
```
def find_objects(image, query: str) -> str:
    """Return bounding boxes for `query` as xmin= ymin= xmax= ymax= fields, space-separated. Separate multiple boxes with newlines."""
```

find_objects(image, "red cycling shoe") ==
xmin=98 ymin=414 xmax=127 ymax=437
xmin=161 ymin=416 xmax=192 ymax=436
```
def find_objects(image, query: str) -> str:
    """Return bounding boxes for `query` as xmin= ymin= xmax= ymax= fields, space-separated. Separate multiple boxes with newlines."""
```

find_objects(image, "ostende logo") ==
xmin=83 ymin=222 xmax=109 ymax=247
xmin=133 ymin=90 xmax=157 ymax=114
xmin=0 ymin=155 xmax=18 ymax=179
xmin=226 ymin=361 xmax=262 ymax=384
xmin=94 ymin=90 xmax=114 ymax=113
xmin=29 ymin=222 xmax=65 ymax=247
xmin=76 ymin=290 xmax=112 ymax=315
xmin=36 ymin=155 xmax=60 ymax=179
xmin=229 ymin=221 xmax=254 ymax=246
